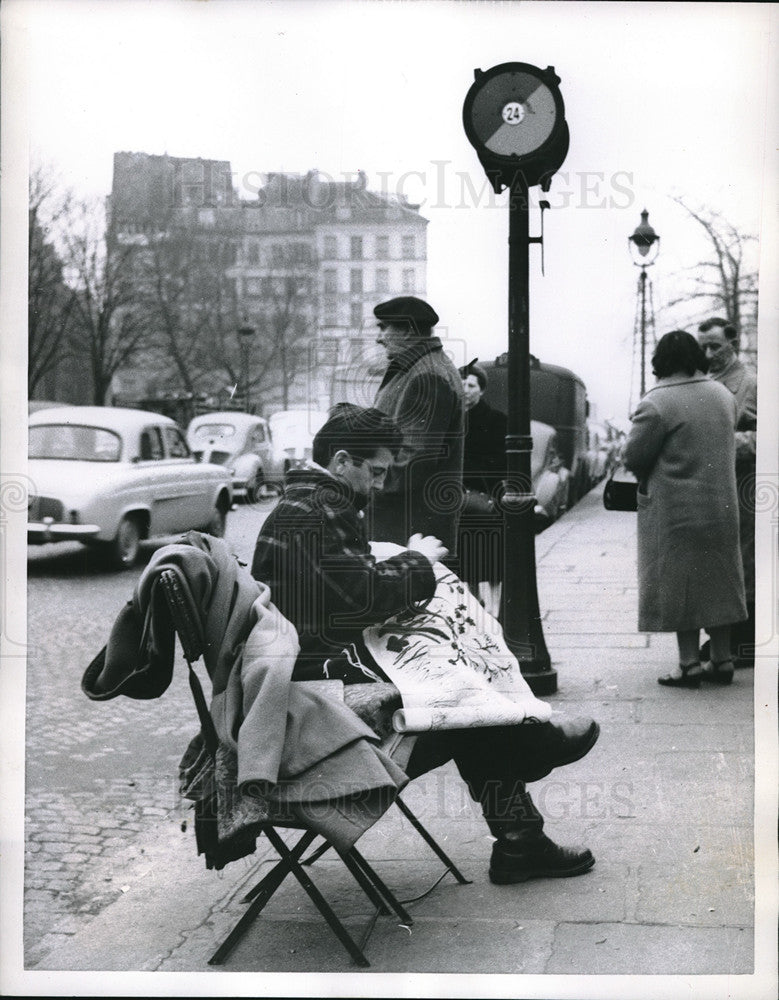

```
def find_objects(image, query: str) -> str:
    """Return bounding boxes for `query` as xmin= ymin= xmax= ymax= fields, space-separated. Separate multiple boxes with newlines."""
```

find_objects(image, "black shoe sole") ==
xmin=489 ymin=852 xmax=595 ymax=885
xmin=658 ymin=673 xmax=702 ymax=689
xmin=701 ymin=669 xmax=734 ymax=686
xmin=521 ymin=721 xmax=601 ymax=782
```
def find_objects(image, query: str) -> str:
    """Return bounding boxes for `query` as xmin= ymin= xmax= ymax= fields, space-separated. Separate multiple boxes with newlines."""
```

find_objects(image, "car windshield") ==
xmin=29 ymin=424 xmax=122 ymax=462
xmin=192 ymin=423 xmax=237 ymax=440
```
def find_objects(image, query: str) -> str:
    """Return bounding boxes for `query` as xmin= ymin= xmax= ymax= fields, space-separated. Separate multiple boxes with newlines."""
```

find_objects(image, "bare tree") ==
xmin=28 ymin=165 xmax=76 ymax=396
xmin=667 ymin=197 xmax=759 ymax=363
xmin=59 ymin=197 xmax=150 ymax=404
xmin=247 ymin=250 xmax=318 ymax=410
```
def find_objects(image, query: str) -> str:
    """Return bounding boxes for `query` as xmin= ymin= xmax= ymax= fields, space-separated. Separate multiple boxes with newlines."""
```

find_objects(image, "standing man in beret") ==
xmin=369 ymin=296 xmax=465 ymax=555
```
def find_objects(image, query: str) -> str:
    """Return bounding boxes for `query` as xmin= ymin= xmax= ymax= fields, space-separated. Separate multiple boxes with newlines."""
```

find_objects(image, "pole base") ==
xmin=519 ymin=665 xmax=558 ymax=696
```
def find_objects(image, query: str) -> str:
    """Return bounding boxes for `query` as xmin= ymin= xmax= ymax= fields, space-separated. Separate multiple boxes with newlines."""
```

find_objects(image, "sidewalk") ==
xmin=26 ymin=484 xmax=765 ymax=990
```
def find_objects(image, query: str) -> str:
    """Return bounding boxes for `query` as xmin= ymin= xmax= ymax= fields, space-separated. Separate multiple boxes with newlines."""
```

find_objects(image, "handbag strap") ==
xmin=158 ymin=569 xmax=219 ymax=759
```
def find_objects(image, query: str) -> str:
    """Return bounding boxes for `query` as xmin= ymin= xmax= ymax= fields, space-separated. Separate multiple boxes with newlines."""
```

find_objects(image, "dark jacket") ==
xmin=251 ymin=468 xmax=437 ymax=682
xmin=712 ymin=357 xmax=757 ymax=601
xmin=463 ymin=398 xmax=507 ymax=496
xmin=370 ymin=337 xmax=464 ymax=550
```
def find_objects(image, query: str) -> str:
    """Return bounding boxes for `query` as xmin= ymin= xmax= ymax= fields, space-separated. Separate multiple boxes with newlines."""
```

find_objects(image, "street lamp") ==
xmin=628 ymin=210 xmax=660 ymax=397
xmin=238 ymin=322 xmax=255 ymax=413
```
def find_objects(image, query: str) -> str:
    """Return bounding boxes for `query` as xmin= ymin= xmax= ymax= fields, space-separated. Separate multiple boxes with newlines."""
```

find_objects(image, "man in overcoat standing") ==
xmin=368 ymin=296 xmax=464 ymax=555
xmin=697 ymin=318 xmax=757 ymax=667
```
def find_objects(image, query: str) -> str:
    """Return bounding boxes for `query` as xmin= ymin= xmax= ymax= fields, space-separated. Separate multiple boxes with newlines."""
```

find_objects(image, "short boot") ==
xmin=516 ymin=716 xmax=600 ymax=781
xmin=489 ymin=831 xmax=595 ymax=885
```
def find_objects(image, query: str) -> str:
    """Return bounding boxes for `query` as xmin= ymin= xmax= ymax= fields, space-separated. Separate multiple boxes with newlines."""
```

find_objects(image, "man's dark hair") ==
xmin=312 ymin=403 xmax=403 ymax=466
xmin=652 ymin=330 xmax=708 ymax=378
xmin=698 ymin=317 xmax=738 ymax=345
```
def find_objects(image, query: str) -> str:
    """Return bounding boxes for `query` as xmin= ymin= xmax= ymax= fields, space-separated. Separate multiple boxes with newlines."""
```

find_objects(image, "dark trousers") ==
xmin=405 ymin=726 xmax=544 ymax=838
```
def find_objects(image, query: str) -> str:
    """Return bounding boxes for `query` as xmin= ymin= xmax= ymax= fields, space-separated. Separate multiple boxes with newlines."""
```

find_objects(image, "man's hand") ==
xmin=406 ymin=533 xmax=448 ymax=565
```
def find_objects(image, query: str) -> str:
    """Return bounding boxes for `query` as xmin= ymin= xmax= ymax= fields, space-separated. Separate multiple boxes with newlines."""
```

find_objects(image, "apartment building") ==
xmin=109 ymin=153 xmax=428 ymax=415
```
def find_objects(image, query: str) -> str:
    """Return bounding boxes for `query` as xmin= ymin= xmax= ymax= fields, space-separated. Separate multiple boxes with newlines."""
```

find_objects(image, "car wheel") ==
xmin=206 ymin=504 xmax=227 ymax=538
xmin=110 ymin=516 xmax=142 ymax=569
xmin=245 ymin=471 xmax=264 ymax=504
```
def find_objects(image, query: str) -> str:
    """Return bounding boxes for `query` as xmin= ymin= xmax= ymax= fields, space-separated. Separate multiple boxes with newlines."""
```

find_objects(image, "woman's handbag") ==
xmin=603 ymin=464 xmax=638 ymax=511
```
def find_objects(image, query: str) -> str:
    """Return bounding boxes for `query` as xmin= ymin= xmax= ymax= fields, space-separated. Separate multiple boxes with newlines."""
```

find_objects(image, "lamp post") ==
xmin=628 ymin=210 xmax=660 ymax=397
xmin=463 ymin=63 xmax=570 ymax=695
xmin=238 ymin=322 xmax=255 ymax=413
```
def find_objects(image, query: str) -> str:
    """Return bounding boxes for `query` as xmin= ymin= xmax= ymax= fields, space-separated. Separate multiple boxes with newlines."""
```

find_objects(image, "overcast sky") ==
xmin=6 ymin=0 xmax=777 ymax=421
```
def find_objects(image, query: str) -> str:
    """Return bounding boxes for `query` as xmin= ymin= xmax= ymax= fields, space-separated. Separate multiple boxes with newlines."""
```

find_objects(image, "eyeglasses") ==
xmin=349 ymin=455 xmax=389 ymax=480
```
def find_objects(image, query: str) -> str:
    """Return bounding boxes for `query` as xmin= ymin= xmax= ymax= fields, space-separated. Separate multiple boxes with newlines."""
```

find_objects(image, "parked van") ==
xmin=479 ymin=353 xmax=591 ymax=506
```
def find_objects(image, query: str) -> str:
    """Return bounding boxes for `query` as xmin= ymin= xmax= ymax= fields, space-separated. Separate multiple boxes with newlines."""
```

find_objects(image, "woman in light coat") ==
xmin=623 ymin=331 xmax=746 ymax=687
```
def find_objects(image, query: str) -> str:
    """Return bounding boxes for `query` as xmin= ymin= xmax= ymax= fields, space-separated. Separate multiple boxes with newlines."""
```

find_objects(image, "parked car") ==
xmin=28 ymin=406 xmax=233 ymax=568
xmin=585 ymin=421 xmax=612 ymax=488
xmin=531 ymin=419 xmax=570 ymax=528
xmin=186 ymin=411 xmax=284 ymax=502
xmin=267 ymin=409 xmax=330 ymax=469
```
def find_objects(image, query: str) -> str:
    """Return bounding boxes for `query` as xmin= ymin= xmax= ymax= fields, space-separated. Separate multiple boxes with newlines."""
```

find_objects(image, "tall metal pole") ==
xmin=639 ymin=267 xmax=647 ymax=397
xmin=501 ymin=173 xmax=555 ymax=693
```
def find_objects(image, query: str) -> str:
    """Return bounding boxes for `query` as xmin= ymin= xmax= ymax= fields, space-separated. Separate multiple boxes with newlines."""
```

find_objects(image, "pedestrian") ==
xmin=368 ymin=296 xmax=464 ymax=555
xmin=458 ymin=358 xmax=507 ymax=614
xmin=697 ymin=318 xmax=757 ymax=668
xmin=623 ymin=330 xmax=747 ymax=687
xmin=252 ymin=403 xmax=600 ymax=884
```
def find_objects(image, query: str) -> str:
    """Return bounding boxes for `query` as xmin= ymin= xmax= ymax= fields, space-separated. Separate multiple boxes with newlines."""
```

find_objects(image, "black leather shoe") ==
xmin=489 ymin=833 xmax=595 ymax=884
xmin=701 ymin=659 xmax=734 ymax=685
xmin=517 ymin=716 xmax=600 ymax=781
xmin=658 ymin=663 xmax=703 ymax=689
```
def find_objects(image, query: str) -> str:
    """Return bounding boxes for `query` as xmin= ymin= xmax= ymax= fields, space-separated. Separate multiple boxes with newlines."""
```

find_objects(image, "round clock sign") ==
xmin=463 ymin=62 xmax=569 ymax=191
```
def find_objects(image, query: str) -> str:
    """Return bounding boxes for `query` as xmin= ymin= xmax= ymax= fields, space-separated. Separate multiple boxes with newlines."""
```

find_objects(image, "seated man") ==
xmin=251 ymin=404 xmax=600 ymax=884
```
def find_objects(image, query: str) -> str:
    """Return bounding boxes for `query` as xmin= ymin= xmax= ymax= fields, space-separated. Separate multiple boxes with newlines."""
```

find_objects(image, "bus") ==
xmin=479 ymin=353 xmax=591 ymax=507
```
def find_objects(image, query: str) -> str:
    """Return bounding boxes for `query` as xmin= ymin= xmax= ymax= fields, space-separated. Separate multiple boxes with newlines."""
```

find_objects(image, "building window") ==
xmin=324 ymin=235 xmax=337 ymax=258
xmin=402 ymin=235 xmax=415 ymax=259
xmin=246 ymin=241 xmax=260 ymax=265
xmin=261 ymin=276 xmax=273 ymax=297
xmin=376 ymin=235 xmax=389 ymax=259
xmin=350 ymin=268 xmax=363 ymax=294
xmin=350 ymin=236 xmax=363 ymax=260
xmin=350 ymin=302 xmax=363 ymax=328
xmin=246 ymin=278 xmax=262 ymax=297
xmin=323 ymin=269 xmax=337 ymax=294
xmin=402 ymin=268 xmax=415 ymax=293
xmin=291 ymin=243 xmax=312 ymax=264
xmin=375 ymin=268 xmax=389 ymax=293
xmin=324 ymin=300 xmax=337 ymax=325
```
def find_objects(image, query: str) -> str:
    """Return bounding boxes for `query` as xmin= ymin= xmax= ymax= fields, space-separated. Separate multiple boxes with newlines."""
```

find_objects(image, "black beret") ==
xmin=373 ymin=296 xmax=439 ymax=332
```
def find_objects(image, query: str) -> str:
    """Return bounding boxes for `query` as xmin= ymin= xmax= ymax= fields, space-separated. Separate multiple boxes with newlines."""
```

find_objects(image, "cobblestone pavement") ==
xmin=24 ymin=503 xmax=270 ymax=967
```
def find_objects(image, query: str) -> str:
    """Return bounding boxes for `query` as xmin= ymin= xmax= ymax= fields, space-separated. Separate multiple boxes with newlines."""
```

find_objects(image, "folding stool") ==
xmin=159 ymin=568 xmax=469 ymax=968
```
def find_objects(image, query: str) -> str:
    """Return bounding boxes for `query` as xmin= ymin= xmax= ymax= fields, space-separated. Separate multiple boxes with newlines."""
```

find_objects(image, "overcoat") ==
xmin=82 ymin=532 xmax=408 ymax=853
xmin=712 ymin=357 xmax=757 ymax=603
xmin=623 ymin=373 xmax=746 ymax=632
xmin=463 ymin=397 xmax=507 ymax=496
xmin=370 ymin=337 xmax=464 ymax=551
